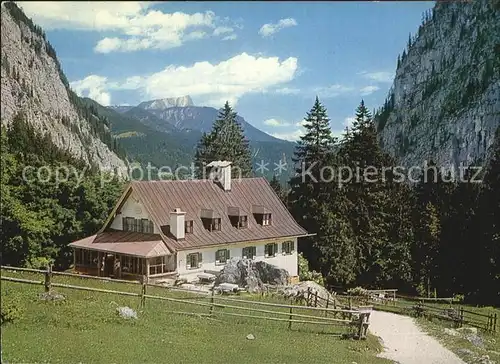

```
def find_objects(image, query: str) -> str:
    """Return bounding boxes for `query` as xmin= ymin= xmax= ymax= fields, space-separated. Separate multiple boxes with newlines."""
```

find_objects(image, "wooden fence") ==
xmin=1 ymin=266 xmax=371 ymax=339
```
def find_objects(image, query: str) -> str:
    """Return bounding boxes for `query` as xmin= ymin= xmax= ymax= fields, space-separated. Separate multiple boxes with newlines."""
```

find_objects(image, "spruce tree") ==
xmin=193 ymin=101 xmax=252 ymax=179
xmin=475 ymin=128 xmax=500 ymax=304
xmin=288 ymin=97 xmax=337 ymax=268
xmin=331 ymin=100 xmax=413 ymax=287
xmin=269 ymin=174 xmax=286 ymax=204
xmin=413 ymin=201 xmax=441 ymax=297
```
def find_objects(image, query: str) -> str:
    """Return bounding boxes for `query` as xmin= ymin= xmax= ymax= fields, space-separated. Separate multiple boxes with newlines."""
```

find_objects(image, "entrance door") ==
xmin=104 ymin=254 xmax=115 ymax=277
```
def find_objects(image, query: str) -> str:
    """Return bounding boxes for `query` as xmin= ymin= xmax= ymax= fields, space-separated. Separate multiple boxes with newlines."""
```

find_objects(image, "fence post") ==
xmin=348 ymin=295 xmax=352 ymax=310
xmin=314 ymin=291 xmax=318 ymax=307
xmin=140 ymin=275 xmax=147 ymax=308
xmin=494 ymin=313 xmax=497 ymax=333
xmin=357 ymin=313 xmax=367 ymax=340
xmin=460 ymin=307 xmax=464 ymax=328
xmin=44 ymin=265 xmax=52 ymax=293
xmin=307 ymin=287 xmax=311 ymax=306
xmin=325 ymin=297 xmax=329 ymax=317
xmin=288 ymin=299 xmax=293 ymax=330
xmin=209 ymin=287 xmax=215 ymax=317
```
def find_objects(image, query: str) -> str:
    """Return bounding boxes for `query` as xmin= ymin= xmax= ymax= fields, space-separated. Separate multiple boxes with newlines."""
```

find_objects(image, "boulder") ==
xmin=39 ymin=292 xmax=65 ymax=301
xmin=116 ymin=306 xmax=138 ymax=320
xmin=214 ymin=258 xmax=289 ymax=293
xmin=279 ymin=281 xmax=335 ymax=307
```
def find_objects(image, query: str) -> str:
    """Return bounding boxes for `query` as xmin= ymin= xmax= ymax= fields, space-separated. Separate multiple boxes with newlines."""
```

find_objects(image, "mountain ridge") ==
xmin=375 ymin=0 xmax=500 ymax=172
xmin=0 ymin=2 xmax=126 ymax=172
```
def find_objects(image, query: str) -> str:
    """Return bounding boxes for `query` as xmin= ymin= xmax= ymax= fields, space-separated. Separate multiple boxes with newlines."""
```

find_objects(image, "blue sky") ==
xmin=21 ymin=1 xmax=433 ymax=141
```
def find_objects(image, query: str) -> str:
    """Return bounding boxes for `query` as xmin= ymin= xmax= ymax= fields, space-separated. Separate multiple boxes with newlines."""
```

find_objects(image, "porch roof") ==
xmin=69 ymin=231 xmax=170 ymax=258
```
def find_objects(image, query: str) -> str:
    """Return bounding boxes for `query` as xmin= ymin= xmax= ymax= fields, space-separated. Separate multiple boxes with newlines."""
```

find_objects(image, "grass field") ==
xmin=1 ymin=270 xmax=390 ymax=364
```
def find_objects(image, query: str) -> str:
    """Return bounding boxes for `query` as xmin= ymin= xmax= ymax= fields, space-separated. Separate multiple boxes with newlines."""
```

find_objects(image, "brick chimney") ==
xmin=207 ymin=161 xmax=232 ymax=191
xmin=170 ymin=208 xmax=186 ymax=240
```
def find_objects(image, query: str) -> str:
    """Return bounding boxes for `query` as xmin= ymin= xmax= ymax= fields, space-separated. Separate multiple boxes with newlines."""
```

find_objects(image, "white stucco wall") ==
xmin=176 ymin=238 xmax=298 ymax=281
xmin=109 ymin=192 xmax=161 ymax=234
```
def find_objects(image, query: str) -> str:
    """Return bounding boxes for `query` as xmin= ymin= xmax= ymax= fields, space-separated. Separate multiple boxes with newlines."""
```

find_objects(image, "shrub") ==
xmin=26 ymin=256 xmax=53 ymax=270
xmin=347 ymin=286 xmax=369 ymax=297
xmin=298 ymin=253 xmax=325 ymax=286
xmin=1 ymin=301 xmax=23 ymax=325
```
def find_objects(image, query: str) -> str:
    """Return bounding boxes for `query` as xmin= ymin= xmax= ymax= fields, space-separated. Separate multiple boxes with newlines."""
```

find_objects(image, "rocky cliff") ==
xmin=138 ymin=96 xmax=194 ymax=110
xmin=376 ymin=0 xmax=500 ymax=171
xmin=0 ymin=2 xmax=126 ymax=172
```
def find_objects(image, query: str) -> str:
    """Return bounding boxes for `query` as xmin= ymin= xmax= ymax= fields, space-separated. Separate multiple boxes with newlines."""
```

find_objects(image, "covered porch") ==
xmin=73 ymin=248 xmax=176 ymax=279
xmin=69 ymin=231 xmax=177 ymax=280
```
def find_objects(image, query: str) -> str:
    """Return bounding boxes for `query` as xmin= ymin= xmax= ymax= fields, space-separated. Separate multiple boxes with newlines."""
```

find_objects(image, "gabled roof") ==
xmin=111 ymin=177 xmax=307 ymax=251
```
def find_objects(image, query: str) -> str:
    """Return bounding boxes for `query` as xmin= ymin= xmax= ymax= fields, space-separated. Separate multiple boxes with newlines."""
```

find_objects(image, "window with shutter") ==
xmin=187 ymin=253 xmax=202 ymax=270
xmin=242 ymin=246 xmax=256 ymax=260
xmin=282 ymin=241 xmax=294 ymax=255
xmin=264 ymin=243 xmax=278 ymax=258
xmin=215 ymin=249 xmax=230 ymax=265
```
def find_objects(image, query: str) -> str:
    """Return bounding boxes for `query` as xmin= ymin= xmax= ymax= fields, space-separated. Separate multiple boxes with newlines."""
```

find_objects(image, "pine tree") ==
xmin=288 ymin=97 xmax=337 ymax=267
xmin=269 ymin=174 xmax=286 ymax=205
xmin=193 ymin=101 xmax=252 ymax=179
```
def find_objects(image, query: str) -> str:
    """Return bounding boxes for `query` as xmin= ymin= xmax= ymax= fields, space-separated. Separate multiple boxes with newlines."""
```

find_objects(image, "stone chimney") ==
xmin=207 ymin=161 xmax=232 ymax=191
xmin=170 ymin=208 xmax=186 ymax=240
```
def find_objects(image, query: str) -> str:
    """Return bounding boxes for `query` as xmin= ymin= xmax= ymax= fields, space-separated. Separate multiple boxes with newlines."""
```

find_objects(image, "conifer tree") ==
xmin=288 ymin=97 xmax=337 ymax=267
xmin=413 ymin=202 xmax=441 ymax=297
xmin=270 ymin=174 xmax=285 ymax=203
xmin=331 ymin=100 xmax=413 ymax=287
xmin=193 ymin=101 xmax=252 ymax=179
xmin=475 ymin=128 xmax=500 ymax=304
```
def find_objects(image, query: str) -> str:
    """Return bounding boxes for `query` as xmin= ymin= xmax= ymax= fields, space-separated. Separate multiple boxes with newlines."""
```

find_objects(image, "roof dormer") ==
xmin=200 ymin=208 xmax=221 ymax=231
xmin=228 ymin=206 xmax=248 ymax=229
xmin=252 ymin=205 xmax=272 ymax=226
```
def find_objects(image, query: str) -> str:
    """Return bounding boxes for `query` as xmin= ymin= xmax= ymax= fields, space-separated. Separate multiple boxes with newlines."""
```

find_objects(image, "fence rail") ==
xmin=1 ymin=266 xmax=371 ymax=339
xmin=325 ymin=286 xmax=496 ymax=334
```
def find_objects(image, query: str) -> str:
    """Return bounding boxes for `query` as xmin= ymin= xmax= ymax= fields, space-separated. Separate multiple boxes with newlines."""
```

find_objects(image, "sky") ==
xmin=19 ymin=1 xmax=434 ymax=141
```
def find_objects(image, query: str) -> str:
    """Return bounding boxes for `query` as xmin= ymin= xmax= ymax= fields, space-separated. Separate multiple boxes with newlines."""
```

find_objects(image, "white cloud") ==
xmin=222 ymin=34 xmax=238 ymax=41
xmin=70 ymin=75 xmax=111 ymax=106
xmin=19 ymin=2 xmax=238 ymax=53
xmin=358 ymin=71 xmax=394 ymax=83
xmin=264 ymin=118 xmax=291 ymax=127
xmin=270 ymin=129 xmax=304 ymax=141
xmin=359 ymin=85 xmax=380 ymax=96
xmin=275 ymin=87 xmax=301 ymax=95
xmin=72 ymin=52 xmax=298 ymax=108
xmin=213 ymin=26 xmax=233 ymax=36
xmin=259 ymin=18 xmax=297 ymax=37
xmin=313 ymin=84 xmax=354 ymax=98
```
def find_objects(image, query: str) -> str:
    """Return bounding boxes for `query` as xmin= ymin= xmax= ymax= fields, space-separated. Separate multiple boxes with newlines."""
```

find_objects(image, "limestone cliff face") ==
xmin=376 ymin=0 xmax=500 ymax=171
xmin=138 ymin=96 xmax=195 ymax=110
xmin=0 ymin=3 xmax=126 ymax=172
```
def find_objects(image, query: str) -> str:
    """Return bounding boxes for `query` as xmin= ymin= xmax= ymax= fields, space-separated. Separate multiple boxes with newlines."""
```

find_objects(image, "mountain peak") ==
xmin=138 ymin=96 xmax=194 ymax=110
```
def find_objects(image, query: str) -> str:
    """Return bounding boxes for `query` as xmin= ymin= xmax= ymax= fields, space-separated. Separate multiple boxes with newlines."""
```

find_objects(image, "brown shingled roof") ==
xmin=69 ymin=231 xmax=169 ymax=257
xmin=71 ymin=177 xmax=308 ymax=256
xmin=129 ymin=177 xmax=307 ymax=251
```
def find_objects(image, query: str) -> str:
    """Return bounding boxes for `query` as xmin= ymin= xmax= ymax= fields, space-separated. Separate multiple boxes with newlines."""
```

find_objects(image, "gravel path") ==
xmin=369 ymin=310 xmax=466 ymax=364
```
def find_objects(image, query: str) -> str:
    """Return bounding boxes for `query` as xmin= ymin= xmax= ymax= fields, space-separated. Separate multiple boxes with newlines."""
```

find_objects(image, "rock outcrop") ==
xmin=376 ymin=0 xmax=500 ymax=173
xmin=138 ymin=96 xmax=195 ymax=110
xmin=279 ymin=281 xmax=335 ymax=307
xmin=214 ymin=258 xmax=289 ymax=293
xmin=0 ymin=2 xmax=126 ymax=172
